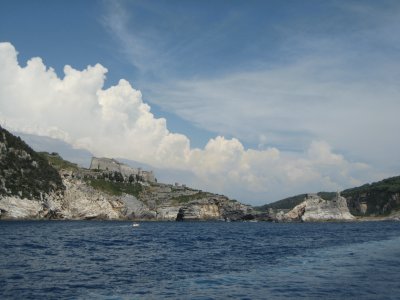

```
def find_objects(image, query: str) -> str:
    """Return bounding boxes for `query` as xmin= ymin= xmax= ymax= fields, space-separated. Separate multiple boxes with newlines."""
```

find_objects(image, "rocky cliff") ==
xmin=176 ymin=197 xmax=252 ymax=221
xmin=3 ymin=126 xmax=399 ymax=222
xmin=277 ymin=193 xmax=355 ymax=222
xmin=0 ymin=169 xmax=253 ymax=221
xmin=1 ymin=166 xmax=253 ymax=221
xmin=0 ymin=127 xmax=252 ymax=221
xmin=260 ymin=176 xmax=400 ymax=221
xmin=0 ymin=174 xmax=251 ymax=221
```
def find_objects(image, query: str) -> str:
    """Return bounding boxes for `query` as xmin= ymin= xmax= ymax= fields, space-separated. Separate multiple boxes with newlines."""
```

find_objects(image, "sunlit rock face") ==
xmin=0 ymin=124 xmax=250 ymax=221
xmin=0 ymin=173 xmax=252 ymax=221
xmin=0 ymin=196 xmax=43 ymax=219
xmin=0 ymin=176 xmax=135 ymax=220
xmin=284 ymin=193 xmax=355 ymax=222
xmin=46 ymin=176 xmax=124 ymax=220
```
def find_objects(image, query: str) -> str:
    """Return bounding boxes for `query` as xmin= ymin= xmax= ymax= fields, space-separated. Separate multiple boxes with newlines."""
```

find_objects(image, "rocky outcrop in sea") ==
xmin=277 ymin=193 xmax=355 ymax=222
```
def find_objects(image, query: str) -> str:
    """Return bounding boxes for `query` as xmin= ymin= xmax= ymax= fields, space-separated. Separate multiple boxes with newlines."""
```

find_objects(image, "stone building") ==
xmin=90 ymin=157 xmax=123 ymax=173
xmin=140 ymin=170 xmax=156 ymax=183
xmin=89 ymin=157 xmax=156 ymax=183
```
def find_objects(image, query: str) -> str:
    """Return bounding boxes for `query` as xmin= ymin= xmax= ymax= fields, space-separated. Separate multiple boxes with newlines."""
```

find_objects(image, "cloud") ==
xmin=101 ymin=2 xmax=149 ymax=72
xmin=148 ymin=53 xmax=400 ymax=169
xmin=0 ymin=42 xmax=187 ymax=164
xmin=0 ymin=42 xmax=387 ymax=204
xmin=102 ymin=0 xmax=400 ymax=174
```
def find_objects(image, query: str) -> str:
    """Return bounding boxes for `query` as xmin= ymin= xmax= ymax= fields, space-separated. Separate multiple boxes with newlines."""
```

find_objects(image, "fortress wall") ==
xmin=90 ymin=157 xmax=121 ymax=173
xmin=90 ymin=157 xmax=153 ymax=181
xmin=120 ymin=164 xmax=138 ymax=177
xmin=140 ymin=170 xmax=156 ymax=183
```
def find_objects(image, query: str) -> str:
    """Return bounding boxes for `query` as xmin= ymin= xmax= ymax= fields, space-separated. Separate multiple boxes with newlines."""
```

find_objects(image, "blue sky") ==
xmin=1 ymin=0 xmax=400 ymax=204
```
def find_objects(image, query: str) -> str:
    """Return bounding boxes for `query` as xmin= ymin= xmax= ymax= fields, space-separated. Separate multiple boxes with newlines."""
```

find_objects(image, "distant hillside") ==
xmin=342 ymin=176 xmax=400 ymax=216
xmin=256 ymin=194 xmax=306 ymax=211
xmin=257 ymin=191 xmax=336 ymax=211
xmin=258 ymin=177 xmax=400 ymax=217
xmin=39 ymin=152 xmax=79 ymax=171
xmin=0 ymin=126 xmax=64 ymax=199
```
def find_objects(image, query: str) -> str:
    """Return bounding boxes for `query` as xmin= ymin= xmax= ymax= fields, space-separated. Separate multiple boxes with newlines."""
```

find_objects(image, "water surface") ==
xmin=1 ymin=221 xmax=399 ymax=299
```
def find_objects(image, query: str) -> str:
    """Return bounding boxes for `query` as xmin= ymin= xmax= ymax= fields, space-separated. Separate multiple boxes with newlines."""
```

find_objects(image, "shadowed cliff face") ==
xmin=175 ymin=198 xmax=252 ymax=221
xmin=342 ymin=177 xmax=400 ymax=216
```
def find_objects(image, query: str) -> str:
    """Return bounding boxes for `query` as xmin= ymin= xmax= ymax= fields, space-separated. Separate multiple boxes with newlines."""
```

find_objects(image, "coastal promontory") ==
xmin=0 ymin=126 xmax=253 ymax=221
xmin=1 ymin=125 xmax=400 ymax=222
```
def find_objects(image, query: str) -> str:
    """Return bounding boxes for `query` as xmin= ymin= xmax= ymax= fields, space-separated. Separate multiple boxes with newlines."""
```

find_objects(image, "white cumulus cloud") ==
xmin=0 ymin=42 xmax=383 ymax=204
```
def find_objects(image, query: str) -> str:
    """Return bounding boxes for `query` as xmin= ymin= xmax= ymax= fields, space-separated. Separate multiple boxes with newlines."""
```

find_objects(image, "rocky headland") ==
xmin=276 ymin=193 xmax=354 ymax=222
xmin=1 ymin=125 xmax=399 ymax=222
xmin=0 ymin=126 xmax=254 ymax=221
xmin=260 ymin=177 xmax=400 ymax=222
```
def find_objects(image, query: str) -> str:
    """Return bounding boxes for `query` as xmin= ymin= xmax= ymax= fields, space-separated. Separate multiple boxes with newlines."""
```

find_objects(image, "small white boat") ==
xmin=132 ymin=223 xmax=140 ymax=227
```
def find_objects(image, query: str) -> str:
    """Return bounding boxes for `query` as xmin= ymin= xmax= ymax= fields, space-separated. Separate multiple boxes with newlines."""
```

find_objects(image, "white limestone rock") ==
xmin=178 ymin=199 xmax=221 ymax=220
xmin=53 ymin=177 xmax=124 ymax=219
xmin=156 ymin=206 xmax=180 ymax=220
xmin=0 ymin=169 xmax=251 ymax=221
xmin=119 ymin=194 xmax=155 ymax=219
xmin=0 ymin=196 xmax=43 ymax=219
xmin=285 ymin=193 xmax=355 ymax=222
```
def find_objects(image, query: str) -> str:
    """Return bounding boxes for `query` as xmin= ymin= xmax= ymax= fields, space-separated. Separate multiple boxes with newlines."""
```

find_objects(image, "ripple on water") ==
xmin=1 ymin=221 xmax=400 ymax=299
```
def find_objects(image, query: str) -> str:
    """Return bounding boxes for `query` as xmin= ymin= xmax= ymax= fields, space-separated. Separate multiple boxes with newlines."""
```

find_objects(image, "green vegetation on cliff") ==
xmin=342 ymin=176 xmax=400 ymax=216
xmin=0 ymin=126 xmax=64 ymax=199
xmin=39 ymin=152 xmax=144 ymax=198
xmin=256 ymin=194 xmax=306 ymax=211
xmin=258 ymin=176 xmax=400 ymax=216
xmin=256 ymin=192 xmax=335 ymax=211
xmin=84 ymin=178 xmax=142 ymax=197
xmin=39 ymin=152 xmax=79 ymax=171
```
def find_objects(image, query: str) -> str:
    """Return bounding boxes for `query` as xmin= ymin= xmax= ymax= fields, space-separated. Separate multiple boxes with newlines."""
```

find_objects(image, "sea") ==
xmin=1 ymin=221 xmax=400 ymax=299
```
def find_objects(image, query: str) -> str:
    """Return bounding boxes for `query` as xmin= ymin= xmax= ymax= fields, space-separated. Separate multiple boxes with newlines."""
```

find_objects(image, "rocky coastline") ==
xmin=276 ymin=193 xmax=355 ymax=222
xmin=1 ymin=173 xmax=399 ymax=222
xmin=0 ymin=173 xmax=255 ymax=221
xmin=2 ymin=171 xmax=395 ymax=222
xmin=1 ymin=125 xmax=399 ymax=222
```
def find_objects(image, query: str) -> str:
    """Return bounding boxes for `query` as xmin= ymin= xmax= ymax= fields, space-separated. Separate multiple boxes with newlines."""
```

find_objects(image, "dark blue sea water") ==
xmin=1 ymin=221 xmax=400 ymax=299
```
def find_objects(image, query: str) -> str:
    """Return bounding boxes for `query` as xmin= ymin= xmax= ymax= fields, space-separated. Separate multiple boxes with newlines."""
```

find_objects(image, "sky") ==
xmin=0 ymin=0 xmax=399 ymax=205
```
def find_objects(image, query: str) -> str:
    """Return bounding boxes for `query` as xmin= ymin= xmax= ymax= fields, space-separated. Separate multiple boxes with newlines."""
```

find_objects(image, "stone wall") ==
xmin=90 ymin=157 xmax=122 ymax=173
xmin=89 ymin=157 xmax=156 ymax=183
